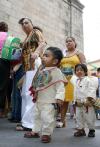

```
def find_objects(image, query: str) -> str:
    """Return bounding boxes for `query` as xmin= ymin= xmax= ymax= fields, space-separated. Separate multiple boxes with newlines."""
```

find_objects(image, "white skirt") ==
xmin=21 ymin=57 xmax=41 ymax=129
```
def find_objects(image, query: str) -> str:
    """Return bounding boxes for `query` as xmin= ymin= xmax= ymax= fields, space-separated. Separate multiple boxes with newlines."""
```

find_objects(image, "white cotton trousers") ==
xmin=76 ymin=106 xmax=96 ymax=130
xmin=32 ymin=102 xmax=56 ymax=135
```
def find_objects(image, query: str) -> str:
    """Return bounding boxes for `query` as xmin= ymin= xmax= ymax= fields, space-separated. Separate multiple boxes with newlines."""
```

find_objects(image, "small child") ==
xmin=24 ymin=47 xmax=67 ymax=143
xmin=74 ymin=64 xmax=98 ymax=137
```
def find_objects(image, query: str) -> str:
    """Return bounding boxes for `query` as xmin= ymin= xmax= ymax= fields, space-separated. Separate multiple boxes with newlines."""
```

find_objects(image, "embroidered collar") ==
xmin=43 ymin=66 xmax=57 ymax=71
xmin=77 ymin=76 xmax=85 ymax=81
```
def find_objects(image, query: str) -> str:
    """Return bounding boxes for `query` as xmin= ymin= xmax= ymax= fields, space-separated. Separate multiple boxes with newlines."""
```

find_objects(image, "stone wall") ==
xmin=0 ymin=0 xmax=84 ymax=51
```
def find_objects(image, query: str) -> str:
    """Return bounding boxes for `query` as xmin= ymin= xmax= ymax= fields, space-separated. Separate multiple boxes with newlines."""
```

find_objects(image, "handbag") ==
xmin=88 ymin=98 xmax=100 ymax=109
xmin=91 ymin=98 xmax=100 ymax=109
xmin=1 ymin=35 xmax=21 ymax=60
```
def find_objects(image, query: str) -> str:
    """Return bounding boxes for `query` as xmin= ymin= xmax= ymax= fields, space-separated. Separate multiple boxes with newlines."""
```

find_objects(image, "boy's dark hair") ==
xmin=97 ymin=67 xmax=100 ymax=72
xmin=46 ymin=47 xmax=63 ymax=65
xmin=75 ymin=63 xmax=88 ymax=76
xmin=0 ymin=21 xmax=8 ymax=32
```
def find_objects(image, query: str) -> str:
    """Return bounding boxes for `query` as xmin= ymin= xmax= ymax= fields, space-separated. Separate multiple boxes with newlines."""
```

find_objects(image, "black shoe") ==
xmin=16 ymin=124 xmax=32 ymax=131
xmin=88 ymin=129 xmax=95 ymax=137
xmin=74 ymin=129 xmax=86 ymax=137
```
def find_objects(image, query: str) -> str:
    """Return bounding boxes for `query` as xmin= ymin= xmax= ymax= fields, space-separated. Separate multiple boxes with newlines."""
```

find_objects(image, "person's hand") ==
xmin=56 ymin=99 xmax=63 ymax=107
xmin=31 ymin=52 xmax=39 ymax=61
xmin=17 ymin=76 xmax=24 ymax=89
xmin=75 ymin=101 xmax=83 ymax=107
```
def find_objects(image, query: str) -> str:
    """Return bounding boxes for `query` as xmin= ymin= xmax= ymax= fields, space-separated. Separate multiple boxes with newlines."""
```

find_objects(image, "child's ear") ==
xmin=53 ymin=59 xmax=58 ymax=65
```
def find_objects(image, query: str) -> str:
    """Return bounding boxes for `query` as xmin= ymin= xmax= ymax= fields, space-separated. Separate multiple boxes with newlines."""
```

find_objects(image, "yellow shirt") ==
xmin=60 ymin=54 xmax=80 ymax=101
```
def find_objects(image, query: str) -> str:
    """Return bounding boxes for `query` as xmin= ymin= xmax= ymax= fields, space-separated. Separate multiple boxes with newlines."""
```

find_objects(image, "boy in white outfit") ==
xmin=24 ymin=47 xmax=67 ymax=143
xmin=74 ymin=64 xmax=98 ymax=137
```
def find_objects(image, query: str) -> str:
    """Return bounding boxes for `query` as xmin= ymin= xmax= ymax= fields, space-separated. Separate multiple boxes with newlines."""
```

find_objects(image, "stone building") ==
xmin=0 ymin=0 xmax=84 ymax=51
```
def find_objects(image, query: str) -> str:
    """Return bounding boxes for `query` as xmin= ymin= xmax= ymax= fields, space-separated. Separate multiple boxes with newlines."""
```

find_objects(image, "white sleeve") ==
xmin=70 ymin=75 xmax=77 ymax=102
xmin=70 ymin=75 xmax=77 ymax=85
xmin=52 ymin=68 xmax=65 ymax=101
xmin=87 ymin=77 xmax=98 ymax=99
xmin=55 ymin=82 xmax=65 ymax=101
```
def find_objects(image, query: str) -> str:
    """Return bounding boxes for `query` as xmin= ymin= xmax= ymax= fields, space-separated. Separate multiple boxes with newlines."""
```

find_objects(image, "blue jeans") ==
xmin=0 ymin=59 xmax=10 ymax=112
xmin=11 ymin=65 xmax=24 ymax=121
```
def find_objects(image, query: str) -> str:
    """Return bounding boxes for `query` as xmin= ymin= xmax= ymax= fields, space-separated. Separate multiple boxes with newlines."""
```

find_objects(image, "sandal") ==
xmin=16 ymin=124 xmax=32 ymax=131
xmin=74 ymin=129 xmax=86 ymax=137
xmin=24 ymin=131 xmax=40 ymax=138
xmin=41 ymin=135 xmax=51 ymax=143
xmin=56 ymin=121 xmax=66 ymax=128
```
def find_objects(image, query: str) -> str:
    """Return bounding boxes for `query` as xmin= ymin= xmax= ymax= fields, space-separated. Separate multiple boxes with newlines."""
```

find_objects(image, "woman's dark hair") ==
xmin=66 ymin=36 xmax=77 ymax=48
xmin=0 ymin=21 xmax=8 ymax=32
xmin=18 ymin=18 xmax=32 ymax=25
xmin=18 ymin=18 xmax=43 ymax=32
xmin=46 ymin=47 xmax=63 ymax=65
xmin=75 ymin=64 xmax=88 ymax=76
xmin=33 ymin=26 xmax=43 ymax=33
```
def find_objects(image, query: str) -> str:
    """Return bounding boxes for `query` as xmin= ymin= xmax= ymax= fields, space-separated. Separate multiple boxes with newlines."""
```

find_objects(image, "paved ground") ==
xmin=0 ymin=116 xmax=100 ymax=147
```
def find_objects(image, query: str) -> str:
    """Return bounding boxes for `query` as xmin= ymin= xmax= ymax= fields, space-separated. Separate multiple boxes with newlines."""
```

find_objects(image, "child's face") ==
xmin=42 ymin=50 xmax=57 ymax=67
xmin=75 ymin=66 xmax=85 ymax=78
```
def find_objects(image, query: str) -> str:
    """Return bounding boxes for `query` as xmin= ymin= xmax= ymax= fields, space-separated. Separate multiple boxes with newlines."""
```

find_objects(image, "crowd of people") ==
xmin=0 ymin=19 xmax=100 ymax=143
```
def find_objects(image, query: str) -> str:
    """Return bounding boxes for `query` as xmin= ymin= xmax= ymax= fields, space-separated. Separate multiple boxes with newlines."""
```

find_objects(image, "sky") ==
xmin=80 ymin=0 xmax=100 ymax=62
